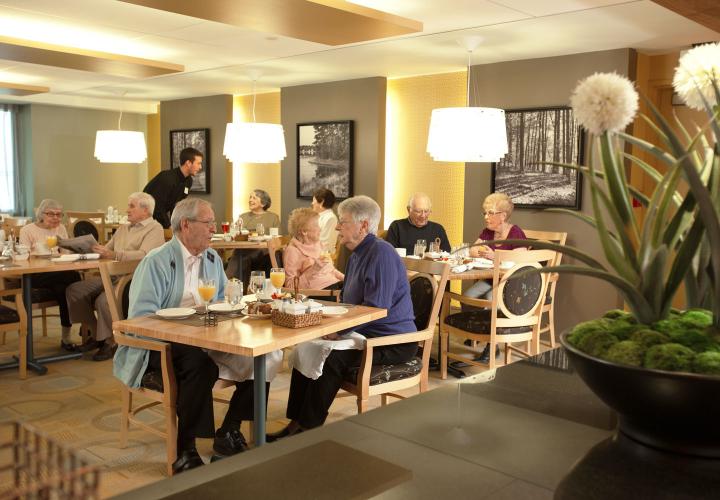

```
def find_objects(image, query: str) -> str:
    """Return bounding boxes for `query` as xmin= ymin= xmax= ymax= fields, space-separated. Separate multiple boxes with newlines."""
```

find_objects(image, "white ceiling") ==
xmin=0 ymin=0 xmax=715 ymax=113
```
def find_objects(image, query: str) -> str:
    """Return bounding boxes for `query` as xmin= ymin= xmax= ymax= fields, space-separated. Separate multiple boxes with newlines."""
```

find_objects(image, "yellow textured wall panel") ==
xmin=231 ymin=92 xmax=282 ymax=221
xmin=384 ymin=71 xmax=466 ymax=248
xmin=146 ymin=111 xmax=161 ymax=179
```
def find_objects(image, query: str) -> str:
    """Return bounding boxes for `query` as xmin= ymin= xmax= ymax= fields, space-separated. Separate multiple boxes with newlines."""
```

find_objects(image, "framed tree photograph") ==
xmin=297 ymin=121 xmax=353 ymax=199
xmin=170 ymin=128 xmax=210 ymax=194
xmin=491 ymin=107 xmax=584 ymax=209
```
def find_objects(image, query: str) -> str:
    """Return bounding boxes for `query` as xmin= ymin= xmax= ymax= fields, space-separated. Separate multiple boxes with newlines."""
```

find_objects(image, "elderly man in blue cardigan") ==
xmin=113 ymin=198 xmax=272 ymax=474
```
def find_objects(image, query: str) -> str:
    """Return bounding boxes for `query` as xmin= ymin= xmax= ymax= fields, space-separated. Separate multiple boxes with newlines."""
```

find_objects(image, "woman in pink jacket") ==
xmin=284 ymin=208 xmax=344 ymax=290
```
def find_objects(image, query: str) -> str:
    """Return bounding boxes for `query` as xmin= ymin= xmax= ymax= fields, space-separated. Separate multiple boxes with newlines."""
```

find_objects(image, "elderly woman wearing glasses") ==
xmin=18 ymin=199 xmax=81 ymax=351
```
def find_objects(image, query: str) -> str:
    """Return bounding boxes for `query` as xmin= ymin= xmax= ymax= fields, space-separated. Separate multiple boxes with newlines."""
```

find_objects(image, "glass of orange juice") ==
xmin=198 ymin=278 xmax=216 ymax=318
xmin=270 ymin=268 xmax=285 ymax=291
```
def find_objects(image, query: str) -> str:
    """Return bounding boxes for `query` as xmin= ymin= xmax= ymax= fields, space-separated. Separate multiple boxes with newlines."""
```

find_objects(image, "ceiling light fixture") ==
xmin=94 ymin=92 xmax=147 ymax=164
xmin=223 ymin=79 xmax=286 ymax=164
xmin=427 ymin=38 xmax=508 ymax=163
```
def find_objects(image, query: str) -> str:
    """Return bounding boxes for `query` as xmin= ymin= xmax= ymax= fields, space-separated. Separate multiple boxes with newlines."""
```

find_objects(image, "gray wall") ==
xmin=465 ymin=49 xmax=632 ymax=332
xmin=280 ymin=77 xmax=386 ymax=228
xmin=160 ymin=94 xmax=232 ymax=215
xmin=27 ymin=104 xmax=148 ymax=215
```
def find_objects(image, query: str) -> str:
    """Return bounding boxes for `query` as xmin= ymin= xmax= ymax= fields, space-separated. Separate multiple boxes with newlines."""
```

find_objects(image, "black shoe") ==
xmin=266 ymin=425 xmax=303 ymax=443
xmin=140 ymin=370 xmax=164 ymax=392
xmin=77 ymin=339 xmax=100 ymax=352
xmin=475 ymin=344 xmax=501 ymax=364
xmin=172 ymin=448 xmax=204 ymax=474
xmin=92 ymin=342 xmax=117 ymax=361
xmin=213 ymin=429 xmax=248 ymax=456
xmin=60 ymin=340 xmax=77 ymax=352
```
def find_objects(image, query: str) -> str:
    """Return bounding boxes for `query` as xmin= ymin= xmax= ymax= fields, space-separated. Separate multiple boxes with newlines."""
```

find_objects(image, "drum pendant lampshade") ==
xmin=223 ymin=122 xmax=286 ymax=164
xmin=94 ymin=130 xmax=147 ymax=163
xmin=427 ymin=107 xmax=507 ymax=162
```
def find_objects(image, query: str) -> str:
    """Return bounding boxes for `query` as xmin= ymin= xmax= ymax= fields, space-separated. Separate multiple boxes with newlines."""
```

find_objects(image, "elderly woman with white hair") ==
xmin=268 ymin=195 xmax=417 ymax=440
xmin=19 ymin=199 xmax=81 ymax=351
xmin=65 ymin=192 xmax=165 ymax=361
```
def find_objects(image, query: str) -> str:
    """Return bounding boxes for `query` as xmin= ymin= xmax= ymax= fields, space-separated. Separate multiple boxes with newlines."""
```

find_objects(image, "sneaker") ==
xmin=77 ymin=339 xmax=100 ymax=352
xmin=60 ymin=340 xmax=77 ymax=352
xmin=213 ymin=429 xmax=248 ymax=456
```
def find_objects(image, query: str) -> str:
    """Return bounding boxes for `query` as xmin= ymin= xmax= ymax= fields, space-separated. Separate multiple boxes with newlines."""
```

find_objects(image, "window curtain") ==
xmin=0 ymin=104 xmax=22 ymax=214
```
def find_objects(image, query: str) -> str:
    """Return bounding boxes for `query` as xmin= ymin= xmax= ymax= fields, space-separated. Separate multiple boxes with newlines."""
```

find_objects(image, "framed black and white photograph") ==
xmin=297 ymin=121 xmax=353 ymax=199
xmin=170 ymin=128 xmax=210 ymax=194
xmin=491 ymin=107 xmax=584 ymax=210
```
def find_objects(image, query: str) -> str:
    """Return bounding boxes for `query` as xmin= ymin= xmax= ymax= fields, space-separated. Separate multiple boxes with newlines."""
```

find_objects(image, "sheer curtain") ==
xmin=0 ymin=104 xmax=22 ymax=214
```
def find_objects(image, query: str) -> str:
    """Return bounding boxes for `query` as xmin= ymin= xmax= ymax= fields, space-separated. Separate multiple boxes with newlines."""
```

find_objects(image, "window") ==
xmin=0 ymin=108 xmax=14 ymax=212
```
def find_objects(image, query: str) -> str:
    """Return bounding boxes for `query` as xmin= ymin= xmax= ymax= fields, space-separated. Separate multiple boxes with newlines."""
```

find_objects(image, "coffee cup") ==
xmin=395 ymin=248 xmax=407 ymax=257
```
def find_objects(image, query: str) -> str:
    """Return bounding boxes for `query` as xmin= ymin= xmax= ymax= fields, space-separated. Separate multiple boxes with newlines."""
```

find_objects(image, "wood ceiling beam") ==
xmin=0 ymin=81 xmax=49 ymax=96
xmin=650 ymin=0 xmax=720 ymax=34
xmin=0 ymin=36 xmax=184 ymax=78
xmin=119 ymin=0 xmax=423 ymax=46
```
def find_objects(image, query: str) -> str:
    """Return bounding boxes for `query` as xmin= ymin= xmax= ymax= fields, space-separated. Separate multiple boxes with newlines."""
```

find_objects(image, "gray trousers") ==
xmin=66 ymin=277 xmax=113 ymax=342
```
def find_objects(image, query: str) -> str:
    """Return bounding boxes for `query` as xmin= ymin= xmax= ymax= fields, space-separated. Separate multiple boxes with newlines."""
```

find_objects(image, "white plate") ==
xmin=52 ymin=254 xmax=79 ymax=262
xmin=81 ymin=253 xmax=100 ymax=260
xmin=208 ymin=302 xmax=243 ymax=313
xmin=322 ymin=306 xmax=348 ymax=317
xmin=157 ymin=307 xmax=196 ymax=319
xmin=500 ymin=261 xmax=515 ymax=270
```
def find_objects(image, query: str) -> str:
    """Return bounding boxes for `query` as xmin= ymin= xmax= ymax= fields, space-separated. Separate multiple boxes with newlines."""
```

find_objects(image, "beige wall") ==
xmin=160 ymin=95 xmax=233 ymax=219
xmin=464 ymin=49 xmax=633 ymax=333
xmin=28 ymin=104 xmax=148 ymax=214
xmin=280 ymin=77 xmax=386 ymax=230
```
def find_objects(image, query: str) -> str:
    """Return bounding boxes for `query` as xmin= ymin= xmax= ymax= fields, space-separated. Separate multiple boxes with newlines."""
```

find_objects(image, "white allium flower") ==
xmin=570 ymin=72 xmax=639 ymax=135
xmin=673 ymin=42 xmax=720 ymax=111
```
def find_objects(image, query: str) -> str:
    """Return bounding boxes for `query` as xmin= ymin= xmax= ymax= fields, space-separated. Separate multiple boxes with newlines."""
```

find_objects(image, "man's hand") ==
xmin=93 ymin=244 xmax=115 ymax=260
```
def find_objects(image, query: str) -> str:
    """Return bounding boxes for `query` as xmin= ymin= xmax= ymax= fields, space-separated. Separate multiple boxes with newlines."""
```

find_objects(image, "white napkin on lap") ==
xmin=288 ymin=333 xmax=366 ymax=380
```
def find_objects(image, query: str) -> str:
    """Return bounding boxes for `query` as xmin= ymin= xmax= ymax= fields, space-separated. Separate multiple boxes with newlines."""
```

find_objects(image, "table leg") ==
xmin=253 ymin=355 xmax=267 ymax=446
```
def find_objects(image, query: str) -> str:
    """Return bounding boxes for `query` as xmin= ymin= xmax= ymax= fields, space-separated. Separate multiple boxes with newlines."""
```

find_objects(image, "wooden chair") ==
xmin=67 ymin=211 xmax=106 ymax=244
xmin=163 ymin=228 xmax=173 ymax=241
xmin=339 ymin=258 xmax=450 ymax=413
xmin=439 ymin=249 xmax=556 ymax=378
xmin=523 ymin=230 xmax=568 ymax=348
xmin=268 ymin=235 xmax=291 ymax=269
xmin=100 ymin=260 xmax=179 ymax=476
xmin=0 ymin=284 xmax=28 ymax=379
xmin=0 ymin=277 xmax=58 ymax=340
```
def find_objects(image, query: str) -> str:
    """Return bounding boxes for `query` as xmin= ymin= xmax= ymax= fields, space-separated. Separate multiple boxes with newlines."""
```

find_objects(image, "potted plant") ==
xmin=495 ymin=43 xmax=720 ymax=458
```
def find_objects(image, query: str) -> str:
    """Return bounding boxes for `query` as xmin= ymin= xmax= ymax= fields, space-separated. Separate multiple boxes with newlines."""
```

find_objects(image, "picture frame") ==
xmin=170 ymin=128 xmax=210 ymax=194
xmin=297 ymin=121 xmax=354 ymax=199
xmin=491 ymin=107 xmax=584 ymax=210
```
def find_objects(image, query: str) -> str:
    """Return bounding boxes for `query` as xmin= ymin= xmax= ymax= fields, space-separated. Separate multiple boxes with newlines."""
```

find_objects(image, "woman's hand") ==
xmin=480 ymin=247 xmax=495 ymax=260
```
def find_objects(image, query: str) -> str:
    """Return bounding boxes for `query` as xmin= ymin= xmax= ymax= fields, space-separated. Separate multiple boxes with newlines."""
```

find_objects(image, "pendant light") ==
xmin=94 ymin=93 xmax=147 ymax=163
xmin=427 ymin=38 xmax=508 ymax=163
xmin=223 ymin=79 xmax=286 ymax=164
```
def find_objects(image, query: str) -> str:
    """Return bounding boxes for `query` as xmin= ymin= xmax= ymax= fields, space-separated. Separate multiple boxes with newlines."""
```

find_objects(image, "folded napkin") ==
xmin=451 ymin=264 xmax=469 ymax=273
xmin=288 ymin=332 xmax=366 ymax=380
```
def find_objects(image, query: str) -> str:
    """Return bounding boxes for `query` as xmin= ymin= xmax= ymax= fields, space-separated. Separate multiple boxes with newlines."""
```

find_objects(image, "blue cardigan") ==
xmin=342 ymin=233 xmax=416 ymax=337
xmin=113 ymin=237 xmax=227 ymax=388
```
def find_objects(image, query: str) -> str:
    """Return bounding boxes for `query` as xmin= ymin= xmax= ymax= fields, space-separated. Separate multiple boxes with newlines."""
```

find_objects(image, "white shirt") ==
xmin=318 ymin=209 xmax=338 ymax=253
xmin=179 ymin=240 xmax=202 ymax=307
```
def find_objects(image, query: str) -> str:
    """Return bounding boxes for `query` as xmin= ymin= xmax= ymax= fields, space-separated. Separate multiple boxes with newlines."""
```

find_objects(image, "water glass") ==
xmin=414 ymin=239 xmax=427 ymax=258
xmin=225 ymin=279 xmax=243 ymax=308
xmin=249 ymin=270 xmax=266 ymax=297
xmin=256 ymin=223 xmax=265 ymax=236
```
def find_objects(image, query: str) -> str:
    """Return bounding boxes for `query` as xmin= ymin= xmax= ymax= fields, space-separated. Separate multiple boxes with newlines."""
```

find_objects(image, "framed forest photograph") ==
xmin=170 ymin=128 xmax=210 ymax=194
xmin=491 ymin=107 xmax=584 ymax=209
xmin=297 ymin=120 xmax=354 ymax=199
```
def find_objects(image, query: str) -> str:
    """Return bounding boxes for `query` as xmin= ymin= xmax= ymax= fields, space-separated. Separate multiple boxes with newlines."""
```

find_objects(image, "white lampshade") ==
xmin=427 ymin=107 xmax=508 ymax=163
xmin=94 ymin=130 xmax=147 ymax=163
xmin=223 ymin=122 xmax=287 ymax=164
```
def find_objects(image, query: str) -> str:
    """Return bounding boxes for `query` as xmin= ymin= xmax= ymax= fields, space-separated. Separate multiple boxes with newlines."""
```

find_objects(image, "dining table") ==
xmin=112 ymin=301 xmax=387 ymax=446
xmin=0 ymin=256 xmax=110 ymax=377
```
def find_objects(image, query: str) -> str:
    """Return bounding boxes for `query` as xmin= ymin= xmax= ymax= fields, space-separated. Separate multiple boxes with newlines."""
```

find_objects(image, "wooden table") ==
xmin=209 ymin=239 xmax=273 ymax=250
xmin=0 ymin=257 xmax=110 ymax=375
xmin=113 ymin=303 xmax=387 ymax=445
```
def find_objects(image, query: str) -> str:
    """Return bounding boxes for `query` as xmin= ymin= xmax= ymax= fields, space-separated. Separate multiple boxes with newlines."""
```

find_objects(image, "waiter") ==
xmin=143 ymin=147 xmax=203 ymax=228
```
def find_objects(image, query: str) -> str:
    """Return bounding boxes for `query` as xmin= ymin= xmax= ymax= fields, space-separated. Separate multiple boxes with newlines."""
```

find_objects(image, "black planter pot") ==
xmin=561 ymin=332 xmax=720 ymax=458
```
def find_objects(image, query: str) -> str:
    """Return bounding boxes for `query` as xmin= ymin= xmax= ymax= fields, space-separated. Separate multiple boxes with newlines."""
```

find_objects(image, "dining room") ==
xmin=0 ymin=1 xmax=718 ymax=498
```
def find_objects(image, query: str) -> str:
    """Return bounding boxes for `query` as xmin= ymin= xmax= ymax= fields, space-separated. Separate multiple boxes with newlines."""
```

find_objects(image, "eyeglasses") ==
xmin=188 ymin=218 xmax=216 ymax=229
xmin=43 ymin=211 xmax=63 ymax=218
xmin=337 ymin=219 xmax=354 ymax=227
xmin=410 ymin=209 xmax=431 ymax=215
xmin=484 ymin=210 xmax=503 ymax=217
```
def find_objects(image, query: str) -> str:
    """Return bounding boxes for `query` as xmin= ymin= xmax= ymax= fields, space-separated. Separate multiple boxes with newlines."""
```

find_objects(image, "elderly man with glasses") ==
xmin=385 ymin=192 xmax=450 ymax=255
xmin=65 ymin=192 xmax=164 ymax=361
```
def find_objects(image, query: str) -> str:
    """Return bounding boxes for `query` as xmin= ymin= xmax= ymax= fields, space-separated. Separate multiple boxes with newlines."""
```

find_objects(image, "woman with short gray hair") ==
xmin=19 ymin=198 xmax=81 ymax=351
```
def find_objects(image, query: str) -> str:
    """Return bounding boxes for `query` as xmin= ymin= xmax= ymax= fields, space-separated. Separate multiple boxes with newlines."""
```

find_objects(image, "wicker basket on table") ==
xmin=271 ymin=276 xmax=323 ymax=328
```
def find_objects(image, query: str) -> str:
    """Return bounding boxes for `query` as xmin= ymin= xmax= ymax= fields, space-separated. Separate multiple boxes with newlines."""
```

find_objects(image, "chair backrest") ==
xmin=67 ymin=211 xmax=106 ymax=244
xmin=269 ymin=235 xmax=291 ymax=269
xmin=99 ymin=260 xmax=141 ymax=324
xmin=402 ymin=257 xmax=450 ymax=331
xmin=523 ymin=230 xmax=567 ymax=266
xmin=491 ymin=249 xmax=556 ymax=328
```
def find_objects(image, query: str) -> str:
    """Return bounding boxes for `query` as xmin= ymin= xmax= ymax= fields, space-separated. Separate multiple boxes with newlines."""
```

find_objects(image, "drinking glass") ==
xmin=46 ymin=235 xmax=58 ymax=256
xmin=198 ymin=278 xmax=216 ymax=319
xmin=221 ymin=221 xmax=230 ymax=234
xmin=430 ymin=238 xmax=441 ymax=253
xmin=256 ymin=223 xmax=265 ymax=236
xmin=270 ymin=267 xmax=285 ymax=291
xmin=225 ymin=279 xmax=243 ymax=310
xmin=249 ymin=270 xmax=266 ymax=298
xmin=414 ymin=239 xmax=427 ymax=258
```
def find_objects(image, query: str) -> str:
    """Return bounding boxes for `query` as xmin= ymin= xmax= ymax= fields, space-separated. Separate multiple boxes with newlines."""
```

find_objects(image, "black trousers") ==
xmin=148 ymin=343 xmax=218 ymax=452
xmin=226 ymin=250 xmax=272 ymax=289
xmin=33 ymin=271 xmax=81 ymax=327
xmin=286 ymin=341 xmax=418 ymax=429
xmin=220 ymin=380 xmax=271 ymax=432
